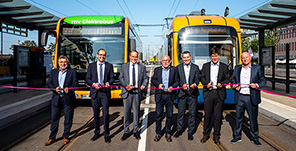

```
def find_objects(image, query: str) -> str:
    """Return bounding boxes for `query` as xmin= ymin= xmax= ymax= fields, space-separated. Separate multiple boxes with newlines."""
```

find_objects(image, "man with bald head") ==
xmin=152 ymin=55 xmax=179 ymax=142
xmin=230 ymin=52 xmax=266 ymax=146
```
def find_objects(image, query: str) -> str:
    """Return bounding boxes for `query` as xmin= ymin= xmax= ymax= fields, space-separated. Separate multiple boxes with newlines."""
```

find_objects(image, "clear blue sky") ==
xmin=2 ymin=0 xmax=272 ymax=59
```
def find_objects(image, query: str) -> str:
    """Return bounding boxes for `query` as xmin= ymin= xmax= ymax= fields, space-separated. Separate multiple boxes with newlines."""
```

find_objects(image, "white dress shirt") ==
xmin=183 ymin=63 xmax=191 ymax=84
xmin=97 ymin=61 xmax=105 ymax=85
xmin=210 ymin=61 xmax=219 ymax=89
xmin=240 ymin=65 xmax=251 ymax=95
xmin=129 ymin=62 xmax=138 ymax=87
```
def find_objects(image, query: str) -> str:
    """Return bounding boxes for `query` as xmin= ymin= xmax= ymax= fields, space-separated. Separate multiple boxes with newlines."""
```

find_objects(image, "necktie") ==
xmin=132 ymin=64 xmax=136 ymax=87
xmin=100 ymin=63 xmax=103 ymax=85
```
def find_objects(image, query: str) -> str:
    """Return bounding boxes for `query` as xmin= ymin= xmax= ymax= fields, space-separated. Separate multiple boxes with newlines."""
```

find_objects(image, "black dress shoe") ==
xmin=91 ymin=134 xmax=99 ymax=141
xmin=154 ymin=134 xmax=161 ymax=142
xmin=165 ymin=134 xmax=172 ymax=142
xmin=134 ymin=131 xmax=141 ymax=140
xmin=188 ymin=133 xmax=194 ymax=141
xmin=213 ymin=137 xmax=220 ymax=144
xmin=174 ymin=131 xmax=181 ymax=138
xmin=200 ymin=136 xmax=210 ymax=143
xmin=104 ymin=136 xmax=111 ymax=143
xmin=121 ymin=133 xmax=129 ymax=141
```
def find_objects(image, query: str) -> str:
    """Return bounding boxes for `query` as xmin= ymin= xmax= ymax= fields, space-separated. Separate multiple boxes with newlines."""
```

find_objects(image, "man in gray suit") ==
xmin=119 ymin=50 xmax=148 ymax=140
xmin=174 ymin=51 xmax=200 ymax=141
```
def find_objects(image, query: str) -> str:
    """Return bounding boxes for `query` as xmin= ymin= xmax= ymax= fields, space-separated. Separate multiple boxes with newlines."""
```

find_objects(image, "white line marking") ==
xmin=138 ymin=67 xmax=153 ymax=151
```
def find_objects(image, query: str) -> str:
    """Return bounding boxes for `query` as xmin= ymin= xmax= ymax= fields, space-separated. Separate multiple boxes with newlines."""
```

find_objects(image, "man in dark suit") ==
xmin=119 ymin=50 xmax=148 ymax=140
xmin=45 ymin=55 xmax=78 ymax=146
xmin=86 ymin=49 xmax=114 ymax=143
xmin=152 ymin=55 xmax=179 ymax=142
xmin=230 ymin=52 xmax=266 ymax=146
xmin=200 ymin=46 xmax=230 ymax=144
xmin=174 ymin=51 xmax=200 ymax=141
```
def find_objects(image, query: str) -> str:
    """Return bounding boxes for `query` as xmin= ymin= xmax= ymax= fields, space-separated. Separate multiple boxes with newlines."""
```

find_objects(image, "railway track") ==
xmin=223 ymin=110 xmax=286 ymax=151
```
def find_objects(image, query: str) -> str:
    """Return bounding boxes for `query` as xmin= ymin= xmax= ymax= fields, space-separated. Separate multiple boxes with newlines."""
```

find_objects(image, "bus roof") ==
xmin=63 ymin=15 xmax=125 ymax=25
xmin=171 ymin=15 xmax=241 ymax=33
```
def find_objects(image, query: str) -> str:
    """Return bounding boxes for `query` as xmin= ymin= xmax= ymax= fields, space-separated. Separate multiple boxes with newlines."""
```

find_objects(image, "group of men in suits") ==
xmin=44 ymin=46 xmax=266 ymax=146
xmin=45 ymin=49 xmax=148 ymax=145
xmin=152 ymin=48 xmax=266 ymax=146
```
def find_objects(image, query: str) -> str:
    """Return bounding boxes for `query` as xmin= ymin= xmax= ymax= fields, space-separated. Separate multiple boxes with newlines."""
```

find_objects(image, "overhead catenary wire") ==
xmin=123 ymin=0 xmax=137 ymax=24
xmin=116 ymin=0 xmax=128 ymax=18
xmin=167 ymin=0 xmax=177 ymax=17
xmin=29 ymin=0 xmax=68 ymax=17
xmin=172 ymin=0 xmax=182 ymax=17
xmin=192 ymin=0 xmax=200 ymax=11
xmin=75 ymin=0 xmax=101 ymax=15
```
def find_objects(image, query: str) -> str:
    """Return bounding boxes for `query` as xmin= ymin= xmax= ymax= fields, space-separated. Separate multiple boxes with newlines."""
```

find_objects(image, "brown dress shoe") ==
xmin=213 ymin=137 xmax=220 ymax=144
xmin=200 ymin=136 xmax=210 ymax=143
xmin=44 ymin=139 xmax=56 ymax=146
xmin=63 ymin=138 xmax=70 ymax=144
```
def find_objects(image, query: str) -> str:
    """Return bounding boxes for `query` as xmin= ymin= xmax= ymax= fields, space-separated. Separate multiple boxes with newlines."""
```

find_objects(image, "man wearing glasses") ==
xmin=45 ymin=55 xmax=78 ymax=146
xmin=152 ymin=55 xmax=179 ymax=142
xmin=86 ymin=49 xmax=114 ymax=143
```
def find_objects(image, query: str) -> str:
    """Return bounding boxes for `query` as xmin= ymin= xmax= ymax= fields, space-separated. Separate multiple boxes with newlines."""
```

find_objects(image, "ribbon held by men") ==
xmin=2 ymin=84 xmax=296 ymax=98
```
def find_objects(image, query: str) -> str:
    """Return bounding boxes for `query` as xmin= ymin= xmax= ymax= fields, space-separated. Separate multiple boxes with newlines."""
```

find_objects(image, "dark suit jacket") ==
xmin=200 ymin=62 xmax=230 ymax=100
xmin=119 ymin=62 xmax=148 ymax=99
xmin=47 ymin=68 xmax=78 ymax=106
xmin=231 ymin=64 xmax=266 ymax=105
xmin=85 ymin=61 xmax=114 ymax=99
xmin=176 ymin=63 xmax=200 ymax=98
xmin=152 ymin=66 xmax=179 ymax=102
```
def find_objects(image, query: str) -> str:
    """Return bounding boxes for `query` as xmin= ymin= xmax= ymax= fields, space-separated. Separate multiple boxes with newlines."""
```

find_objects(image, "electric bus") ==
xmin=42 ymin=15 xmax=142 ymax=99
xmin=163 ymin=10 xmax=242 ymax=104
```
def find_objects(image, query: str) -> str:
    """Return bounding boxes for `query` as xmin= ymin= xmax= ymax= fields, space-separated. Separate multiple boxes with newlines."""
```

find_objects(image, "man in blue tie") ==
xmin=152 ymin=55 xmax=179 ymax=142
xmin=119 ymin=50 xmax=148 ymax=140
xmin=86 ymin=49 xmax=114 ymax=143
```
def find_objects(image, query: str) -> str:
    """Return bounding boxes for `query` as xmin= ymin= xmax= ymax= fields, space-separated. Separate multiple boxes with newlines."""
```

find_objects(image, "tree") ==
xmin=45 ymin=42 xmax=55 ymax=53
xmin=9 ymin=40 xmax=37 ymax=50
xmin=241 ymin=29 xmax=279 ymax=53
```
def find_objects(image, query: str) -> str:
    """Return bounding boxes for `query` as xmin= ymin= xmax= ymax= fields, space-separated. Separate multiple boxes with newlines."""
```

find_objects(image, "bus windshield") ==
xmin=59 ymin=29 xmax=125 ymax=73
xmin=178 ymin=25 xmax=238 ymax=69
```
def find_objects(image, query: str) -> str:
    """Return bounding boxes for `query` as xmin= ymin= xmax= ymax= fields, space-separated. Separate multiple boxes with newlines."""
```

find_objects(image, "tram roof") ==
xmin=238 ymin=0 xmax=296 ymax=30
xmin=0 ymin=0 xmax=60 ymax=30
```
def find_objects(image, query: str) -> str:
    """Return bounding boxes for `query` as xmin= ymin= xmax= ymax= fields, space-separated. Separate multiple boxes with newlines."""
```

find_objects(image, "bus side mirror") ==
xmin=129 ymin=39 xmax=136 ymax=51
xmin=41 ymin=30 xmax=56 ymax=46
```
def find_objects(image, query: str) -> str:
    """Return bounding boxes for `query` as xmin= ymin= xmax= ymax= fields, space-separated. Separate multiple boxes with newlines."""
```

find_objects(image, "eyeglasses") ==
xmin=98 ymin=54 xmax=106 ymax=57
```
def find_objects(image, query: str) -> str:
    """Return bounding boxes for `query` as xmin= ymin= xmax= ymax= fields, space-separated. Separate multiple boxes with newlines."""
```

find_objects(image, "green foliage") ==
xmin=9 ymin=40 xmax=37 ymax=50
xmin=45 ymin=42 xmax=55 ymax=53
xmin=241 ymin=29 xmax=279 ymax=54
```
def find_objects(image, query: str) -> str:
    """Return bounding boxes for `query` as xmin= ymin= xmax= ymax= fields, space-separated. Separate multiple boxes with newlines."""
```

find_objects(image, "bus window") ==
xmin=177 ymin=25 xmax=238 ymax=69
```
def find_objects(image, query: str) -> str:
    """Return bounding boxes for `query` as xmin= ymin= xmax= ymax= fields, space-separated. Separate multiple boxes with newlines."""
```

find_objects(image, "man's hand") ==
xmin=168 ymin=87 xmax=173 ymax=93
xmin=250 ymin=83 xmax=257 ymax=89
xmin=64 ymin=87 xmax=69 ymax=93
xmin=140 ymin=85 xmax=145 ymax=90
xmin=233 ymin=84 xmax=241 ymax=91
xmin=207 ymin=82 xmax=213 ymax=90
xmin=126 ymin=85 xmax=132 ymax=91
xmin=105 ymin=82 xmax=110 ymax=88
xmin=183 ymin=83 xmax=188 ymax=91
xmin=158 ymin=84 xmax=164 ymax=90
xmin=56 ymin=86 xmax=61 ymax=94
xmin=190 ymin=83 xmax=197 ymax=89
xmin=93 ymin=83 xmax=100 ymax=90
xmin=217 ymin=83 xmax=222 ymax=89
